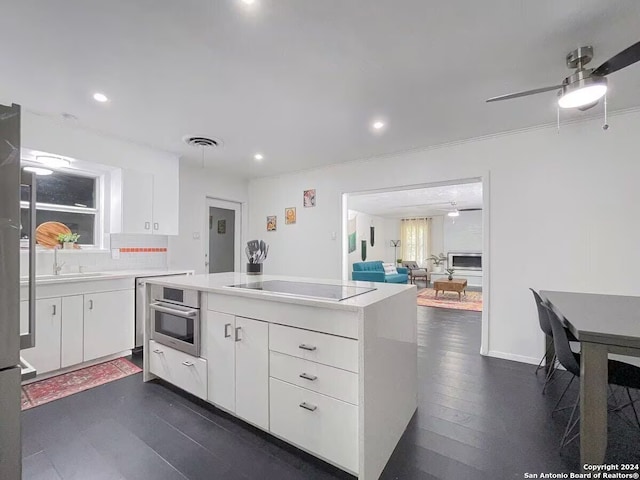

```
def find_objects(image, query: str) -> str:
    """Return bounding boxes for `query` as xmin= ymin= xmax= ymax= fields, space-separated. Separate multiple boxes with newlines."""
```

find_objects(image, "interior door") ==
xmin=205 ymin=197 xmax=242 ymax=274
xmin=208 ymin=206 xmax=235 ymax=273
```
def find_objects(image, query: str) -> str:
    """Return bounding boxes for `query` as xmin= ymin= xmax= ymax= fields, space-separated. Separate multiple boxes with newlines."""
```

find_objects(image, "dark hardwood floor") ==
xmin=22 ymin=307 xmax=640 ymax=480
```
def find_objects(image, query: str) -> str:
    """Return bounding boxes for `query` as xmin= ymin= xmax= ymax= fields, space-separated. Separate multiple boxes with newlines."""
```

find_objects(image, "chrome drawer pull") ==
xmin=153 ymin=349 xmax=163 ymax=354
xmin=182 ymin=361 xmax=195 ymax=367
xmin=299 ymin=373 xmax=317 ymax=381
xmin=299 ymin=402 xmax=317 ymax=412
xmin=298 ymin=344 xmax=316 ymax=351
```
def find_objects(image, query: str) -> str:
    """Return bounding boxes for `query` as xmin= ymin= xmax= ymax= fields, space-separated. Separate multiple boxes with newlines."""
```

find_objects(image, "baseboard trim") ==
xmin=487 ymin=350 xmax=539 ymax=366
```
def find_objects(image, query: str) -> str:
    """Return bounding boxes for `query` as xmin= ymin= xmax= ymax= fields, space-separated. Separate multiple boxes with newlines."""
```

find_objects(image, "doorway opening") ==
xmin=205 ymin=198 xmax=242 ymax=273
xmin=342 ymin=176 xmax=489 ymax=355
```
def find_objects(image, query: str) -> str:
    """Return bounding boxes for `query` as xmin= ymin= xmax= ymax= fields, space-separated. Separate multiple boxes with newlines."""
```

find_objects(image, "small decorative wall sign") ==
xmin=285 ymin=207 xmax=296 ymax=224
xmin=348 ymin=215 xmax=357 ymax=253
xmin=217 ymin=219 xmax=226 ymax=234
xmin=267 ymin=216 xmax=277 ymax=231
xmin=303 ymin=189 xmax=316 ymax=207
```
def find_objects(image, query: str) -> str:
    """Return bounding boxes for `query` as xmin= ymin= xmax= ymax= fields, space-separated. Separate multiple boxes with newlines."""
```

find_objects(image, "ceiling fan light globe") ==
xmin=447 ymin=211 xmax=460 ymax=217
xmin=558 ymin=77 xmax=607 ymax=109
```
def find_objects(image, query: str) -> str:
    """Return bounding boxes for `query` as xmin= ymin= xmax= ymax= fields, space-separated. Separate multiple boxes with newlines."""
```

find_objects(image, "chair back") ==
xmin=402 ymin=261 xmax=419 ymax=270
xmin=543 ymin=303 xmax=580 ymax=377
xmin=529 ymin=288 xmax=553 ymax=337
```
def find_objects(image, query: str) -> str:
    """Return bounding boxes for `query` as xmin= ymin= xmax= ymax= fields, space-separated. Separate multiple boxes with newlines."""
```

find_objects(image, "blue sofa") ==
xmin=351 ymin=261 xmax=409 ymax=284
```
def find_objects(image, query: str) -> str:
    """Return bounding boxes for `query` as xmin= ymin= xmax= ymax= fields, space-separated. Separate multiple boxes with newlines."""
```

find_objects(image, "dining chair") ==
xmin=530 ymin=288 xmax=577 ymax=393
xmin=543 ymin=302 xmax=640 ymax=447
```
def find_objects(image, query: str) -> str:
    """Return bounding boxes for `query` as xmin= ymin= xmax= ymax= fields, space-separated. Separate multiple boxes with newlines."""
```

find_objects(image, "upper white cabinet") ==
xmin=110 ymin=168 xmax=178 ymax=235
xmin=151 ymin=173 xmax=179 ymax=235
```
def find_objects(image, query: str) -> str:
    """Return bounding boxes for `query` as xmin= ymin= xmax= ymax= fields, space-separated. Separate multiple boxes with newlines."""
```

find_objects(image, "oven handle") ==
xmin=149 ymin=302 xmax=199 ymax=318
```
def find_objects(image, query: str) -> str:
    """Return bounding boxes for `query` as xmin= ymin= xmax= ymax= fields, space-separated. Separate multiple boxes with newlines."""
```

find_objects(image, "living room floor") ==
xmin=21 ymin=307 xmax=640 ymax=480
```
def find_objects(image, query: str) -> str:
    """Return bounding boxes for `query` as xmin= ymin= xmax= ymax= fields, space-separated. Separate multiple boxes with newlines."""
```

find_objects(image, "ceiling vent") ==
xmin=182 ymin=135 xmax=222 ymax=148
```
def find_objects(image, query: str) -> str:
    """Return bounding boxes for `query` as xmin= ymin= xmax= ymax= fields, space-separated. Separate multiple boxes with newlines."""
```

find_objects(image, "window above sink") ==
xmin=20 ymin=149 xmax=105 ymax=248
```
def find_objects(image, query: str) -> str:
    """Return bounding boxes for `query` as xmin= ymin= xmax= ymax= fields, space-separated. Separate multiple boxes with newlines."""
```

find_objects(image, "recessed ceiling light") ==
xmin=93 ymin=92 xmax=108 ymax=103
xmin=254 ymin=153 xmax=264 ymax=161
xmin=373 ymin=121 xmax=385 ymax=130
xmin=23 ymin=166 xmax=53 ymax=176
xmin=35 ymin=155 xmax=70 ymax=168
xmin=242 ymin=0 xmax=255 ymax=4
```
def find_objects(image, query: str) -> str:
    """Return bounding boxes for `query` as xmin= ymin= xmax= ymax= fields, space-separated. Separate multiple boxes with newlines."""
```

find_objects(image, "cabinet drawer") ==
xmin=270 ymin=378 xmax=358 ymax=474
xmin=270 ymin=351 xmax=358 ymax=405
xmin=149 ymin=340 xmax=207 ymax=399
xmin=269 ymin=324 xmax=359 ymax=373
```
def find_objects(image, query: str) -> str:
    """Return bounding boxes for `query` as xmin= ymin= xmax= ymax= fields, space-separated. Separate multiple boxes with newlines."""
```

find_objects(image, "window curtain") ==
xmin=400 ymin=218 xmax=429 ymax=266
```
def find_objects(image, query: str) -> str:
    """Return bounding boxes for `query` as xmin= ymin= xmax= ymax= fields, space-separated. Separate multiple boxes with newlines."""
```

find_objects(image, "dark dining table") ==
xmin=541 ymin=290 xmax=640 ymax=470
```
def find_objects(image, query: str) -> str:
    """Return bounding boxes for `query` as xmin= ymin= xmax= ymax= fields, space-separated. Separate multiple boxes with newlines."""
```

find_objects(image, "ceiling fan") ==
xmin=486 ymin=41 xmax=640 ymax=110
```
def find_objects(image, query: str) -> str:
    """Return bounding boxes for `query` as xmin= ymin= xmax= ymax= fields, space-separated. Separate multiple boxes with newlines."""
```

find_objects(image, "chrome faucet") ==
xmin=53 ymin=247 xmax=65 ymax=275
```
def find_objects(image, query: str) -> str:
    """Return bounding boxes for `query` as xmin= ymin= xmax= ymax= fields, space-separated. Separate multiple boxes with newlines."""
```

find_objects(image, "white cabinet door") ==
xmin=21 ymin=298 xmax=62 ymax=374
xmin=84 ymin=290 xmax=134 ymax=361
xmin=235 ymin=316 xmax=269 ymax=430
xmin=152 ymin=173 xmax=179 ymax=235
xmin=121 ymin=170 xmax=154 ymax=234
xmin=206 ymin=311 xmax=236 ymax=412
xmin=61 ymin=295 xmax=84 ymax=368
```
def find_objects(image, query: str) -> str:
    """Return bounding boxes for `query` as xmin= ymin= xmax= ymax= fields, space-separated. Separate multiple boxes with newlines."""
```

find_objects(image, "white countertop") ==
xmin=20 ymin=269 xmax=193 ymax=286
xmin=146 ymin=272 xmax=416 ymax=311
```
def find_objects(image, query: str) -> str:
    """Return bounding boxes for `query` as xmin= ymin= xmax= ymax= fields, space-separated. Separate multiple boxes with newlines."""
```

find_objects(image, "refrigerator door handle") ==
xmin=20 ymin=170 xmax=36 ymax=350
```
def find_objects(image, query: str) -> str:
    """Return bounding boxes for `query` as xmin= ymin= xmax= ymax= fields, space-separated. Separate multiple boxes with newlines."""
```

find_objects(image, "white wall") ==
xmin=444 ymin=210 xmax=482 ymax=253
xmin=22 ymin=111 xmax=178 ymax=177
xmin=429 ymin=216 xmax=444 ymax=258
xmin=347 ymin=210 xmax=400 ymax=274
xmin=249 ymin=109 xmax=640 ymax=364
xmin=168 ymin=163 xmax=249 ymax=273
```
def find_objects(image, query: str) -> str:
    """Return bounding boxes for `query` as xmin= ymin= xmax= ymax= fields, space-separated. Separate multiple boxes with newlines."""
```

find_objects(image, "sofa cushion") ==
xmin=382 ymin=263 xmax=398 ymax=275
xmin=385 ymin=273 xmax=408 ymax=283
xmin=352 ymin=261 xmax=384 ymax=272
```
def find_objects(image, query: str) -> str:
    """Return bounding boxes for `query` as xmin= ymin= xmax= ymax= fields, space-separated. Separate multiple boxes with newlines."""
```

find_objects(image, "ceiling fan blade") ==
xmin=577 ymin=100 xmax=599 ymax=111
xmin=486 ymin=85 xmax=563 ymax=103
xmin=592 ymin=41 xmax=640 ymax=77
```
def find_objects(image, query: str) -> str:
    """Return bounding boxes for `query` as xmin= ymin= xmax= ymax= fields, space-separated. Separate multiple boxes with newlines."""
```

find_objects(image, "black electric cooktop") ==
xmin=227 ymin=280 xmax=376 ymax=301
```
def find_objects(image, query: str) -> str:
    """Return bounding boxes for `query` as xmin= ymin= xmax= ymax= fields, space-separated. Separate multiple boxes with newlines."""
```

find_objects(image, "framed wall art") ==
xmin=285 ymin=207 xmax=296 ymax=224
xmin=267 ymin=216 xmax=277 ymax=231
xmin=303 ymin=189 xmax=316 ymax=207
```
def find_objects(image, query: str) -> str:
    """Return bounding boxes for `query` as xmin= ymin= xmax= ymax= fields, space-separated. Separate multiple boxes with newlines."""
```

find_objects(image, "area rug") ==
xmin=417 ymin=288 xmax=483 ymax=312
xmin=21 ymin=357 xmax=142 ymax=410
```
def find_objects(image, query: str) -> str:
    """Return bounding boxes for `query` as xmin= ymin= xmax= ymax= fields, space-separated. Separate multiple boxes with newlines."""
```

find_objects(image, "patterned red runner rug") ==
xmin=21 ymin=357 xmax=142 ymax=410
xmin=417 ymin=288 xmax=483 ymax=312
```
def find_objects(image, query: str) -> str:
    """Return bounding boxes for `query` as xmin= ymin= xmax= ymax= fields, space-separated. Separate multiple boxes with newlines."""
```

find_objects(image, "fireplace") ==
xmin=448 ymin=252 xmax=482 ymax=271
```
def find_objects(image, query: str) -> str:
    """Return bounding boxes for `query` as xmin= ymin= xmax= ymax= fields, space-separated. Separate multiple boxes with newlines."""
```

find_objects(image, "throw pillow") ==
xmin=382 ymin=263 xmax=398 ymax=275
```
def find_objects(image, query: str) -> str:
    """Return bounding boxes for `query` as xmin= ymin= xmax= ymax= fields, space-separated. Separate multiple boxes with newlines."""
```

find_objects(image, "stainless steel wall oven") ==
xmin=149 ymin=285 xmax=200 ymax=356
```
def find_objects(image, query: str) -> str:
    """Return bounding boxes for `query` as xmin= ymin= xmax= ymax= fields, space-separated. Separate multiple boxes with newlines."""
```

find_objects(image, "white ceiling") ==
xmin=349 ymin=182 xmax=483 ymax=218
xmin=2 ymin=1 xmax=640 ymax=178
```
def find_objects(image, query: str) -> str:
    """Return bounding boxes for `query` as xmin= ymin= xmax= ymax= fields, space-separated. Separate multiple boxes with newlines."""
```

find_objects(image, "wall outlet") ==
xmin=331 ymin=231 xmax=337 ymax=240
xmin=111 ymin=248 xmax=120 ymax=260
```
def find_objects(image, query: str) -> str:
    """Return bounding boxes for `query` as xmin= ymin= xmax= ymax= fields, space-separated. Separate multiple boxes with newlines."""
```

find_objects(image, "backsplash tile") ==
xmin=21 ymin=234 xmax=169 ymax=276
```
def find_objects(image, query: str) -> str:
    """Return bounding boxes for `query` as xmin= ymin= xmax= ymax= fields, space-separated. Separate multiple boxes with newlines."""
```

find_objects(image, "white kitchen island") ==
xmin=143 ymin=273 xmax=418 ymax=479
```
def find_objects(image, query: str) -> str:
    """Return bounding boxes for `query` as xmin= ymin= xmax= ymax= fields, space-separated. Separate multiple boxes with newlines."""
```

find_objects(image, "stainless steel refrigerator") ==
xmin=0 ymin=102 xmax=37 ymax=480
